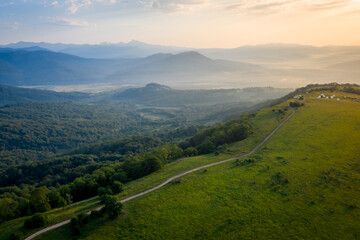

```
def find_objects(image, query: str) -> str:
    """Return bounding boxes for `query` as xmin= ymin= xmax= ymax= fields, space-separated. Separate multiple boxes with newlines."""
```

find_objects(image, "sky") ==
xmin=1 ymin=0 xmax=360 ymax=48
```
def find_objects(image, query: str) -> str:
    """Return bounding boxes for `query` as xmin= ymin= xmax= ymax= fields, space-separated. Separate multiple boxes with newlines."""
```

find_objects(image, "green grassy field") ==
xmin=4 ymin=89 xmax=360 ymax=240
xmin=0 ymin=99 xmax=288 ymax=240
xmin=36 ymin=91 xmax=360 ymax=240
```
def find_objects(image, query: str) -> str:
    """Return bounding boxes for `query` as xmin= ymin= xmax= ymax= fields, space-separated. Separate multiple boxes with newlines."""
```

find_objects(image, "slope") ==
xmin=0 ymin=92 xmax=291 ymax=240
xmin=0 ymin=49 xmax=116 ymax=86
xmin=0 ymin=48 xmax=264 ymax=88
xmin=37 ymin=90 xmax=360 ymax=239
xmin=112 ymin=83 xmax=291 ymax=106
xmin=0 ymin=84 xmax=89 ymax=106
xmin=327 ymin=59 xmax=360 ymax=72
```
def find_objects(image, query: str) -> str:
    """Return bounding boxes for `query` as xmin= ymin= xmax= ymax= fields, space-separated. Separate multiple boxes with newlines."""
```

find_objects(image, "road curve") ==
xmin=25 ymin=107 xmax=295 ymax=240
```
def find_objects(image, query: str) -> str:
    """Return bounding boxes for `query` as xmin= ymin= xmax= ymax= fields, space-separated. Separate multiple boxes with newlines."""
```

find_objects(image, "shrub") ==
xmin=90 ymin=210 xmax=99 ymax=218
xmin=9 ymin=233 xmax=23 ymax=240
xmin=24 ymin=213 xmax=48 ymax=229
xmin=77 ymin=213 xmax=89 ymax=225
xmin=289 ymin=102 xmax=302 ymax=108
xmin=70 ymin=216 xmax=80 ymax=236
xmin=70 ymin=216 xmax=79 ymax=227
xmin=184 ymin=147 xmax=198 ymax=157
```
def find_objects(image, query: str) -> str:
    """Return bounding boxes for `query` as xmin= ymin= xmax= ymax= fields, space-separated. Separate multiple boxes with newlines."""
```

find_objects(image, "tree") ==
xmin=98 ymin=188 xmax=113 ymax=203
xmin=184 ymin=147 xmax=198 ymax=157
xmin=110 ymin=170 xmax=127 ymax=183
xmin=168 ymin=145 xmax=184 ymax=160
xmin=77 ymin=213 xmax=89 ymax=225
xmin=70 ymin=216 xmax=80 ymax=236
xmin=197 ymin=140 xmax=216 ymax=154
xmin=24 ymin=213 xmax=48 ymax=229
xmin=229 ymin=123 xmax=251 ymax=142
xmin=289 ymin=101 xmax=302 ymax=108
xmin=141 ymin=155 xmax=162 ymax=175
xmin=65 ymin=193 xmax=73 ymax=207
xmin=47 ymin=189 xmax=61 ymax=208
xmin=0 ymin=198 xmax=18 ymax=223
xmin=9 ymin=232 xmax=23 ymax=240
xmin=29 ymin=186 xmax=51 ymax=213
xmin=211 ymin=131 xmax=228 ymax=146
xmin=111 ymin=181 xmax=124 ymax=194
xmin=104 ymin=195 xmax=123 ymax=219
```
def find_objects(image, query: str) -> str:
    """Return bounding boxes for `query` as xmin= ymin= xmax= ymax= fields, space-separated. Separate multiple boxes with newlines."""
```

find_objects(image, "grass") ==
xmin=0 ymin=100 xmax=287 ymax=240
xmin=0 ymin=197 xmax=101 ymax=240
xmin=35 ymin=90 xmax=360 ymax=239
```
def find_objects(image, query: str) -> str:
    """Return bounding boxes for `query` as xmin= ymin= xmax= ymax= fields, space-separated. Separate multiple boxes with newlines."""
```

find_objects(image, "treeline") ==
xmin=0 ymin=101 xmax=213 ymax=169
xmin=342 ymin=87 xmax=360 ymax=95
xmin=0 ymin=143 xmax=183 ymax=223
xmin=180 ymin=114 xmax=253 ymax=155
xmin=0 ymin=115 xmax=254 ymax=224
xmin=0 ymin=137 xmax=162 ymax=188
xmin=0 ymin=102 xmax=160 ymax=167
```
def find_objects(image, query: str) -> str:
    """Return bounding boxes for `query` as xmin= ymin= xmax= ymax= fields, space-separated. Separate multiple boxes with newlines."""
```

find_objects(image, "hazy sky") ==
xmin=1 ymin=0 xmax=360 ymax=47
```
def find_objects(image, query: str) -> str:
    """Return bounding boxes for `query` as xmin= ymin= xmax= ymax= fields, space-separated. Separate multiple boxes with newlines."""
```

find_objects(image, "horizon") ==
xmin=3 ymin=39 xmax=360 ymax=50
xmin=1 ymin=0 xmax=360 ymax=48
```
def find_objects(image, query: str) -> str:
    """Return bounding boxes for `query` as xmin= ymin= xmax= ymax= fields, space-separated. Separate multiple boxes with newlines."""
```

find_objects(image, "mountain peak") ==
xmin=128 ymin=40 xmax=149 ymax=47
xmin=174 ymin=51 xmax=211 ymax=61
xmin=145 ymin=83 xmax=172 ymax=90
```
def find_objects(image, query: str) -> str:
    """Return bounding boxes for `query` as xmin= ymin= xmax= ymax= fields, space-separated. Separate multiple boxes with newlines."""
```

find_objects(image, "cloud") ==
xmin=305 ymin=0 xmax=352 ymax=11
xmin=141 ymin=0 xmax=207 ymax=12
xmin=224 ymin=0 xmax=357 ymax=16
xmin=66 ymin=0 xmax=117 ymax=14
xmin=224 ymin=0 xmax=299 ymax=15
xmin=0 ymin=21 xmax=19 ymax=30
xmin=0 ymin=1 xmax=15 ymax=7
xmin=51 ymin=1 xmax=59 ymax=6
xmin=49 ymin=17 xmax=90 ymax=27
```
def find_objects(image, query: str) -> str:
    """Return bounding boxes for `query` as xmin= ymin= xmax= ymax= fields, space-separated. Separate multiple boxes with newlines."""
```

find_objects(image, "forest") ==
xmin=0 ymin=114 xmax=253 ymax=224
xmin=0 ymin=84 xmax=288 ymax=226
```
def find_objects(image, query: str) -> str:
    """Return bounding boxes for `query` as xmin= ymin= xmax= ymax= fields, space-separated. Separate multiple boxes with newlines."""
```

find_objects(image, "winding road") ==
xmin=25 ymin=107 xmax=295 ymax=240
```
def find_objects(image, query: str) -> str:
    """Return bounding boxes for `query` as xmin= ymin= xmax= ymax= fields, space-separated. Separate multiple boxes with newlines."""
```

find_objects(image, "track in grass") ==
xmin=25 ymin=107 xmax=295 ymax=240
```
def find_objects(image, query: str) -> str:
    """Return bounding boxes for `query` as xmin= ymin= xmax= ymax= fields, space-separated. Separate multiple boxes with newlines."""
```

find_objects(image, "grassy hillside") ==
xmin=0 ymin=94 xmax=288 ymax=240
xmin=35 ymin=90 xmax=360 ymax=239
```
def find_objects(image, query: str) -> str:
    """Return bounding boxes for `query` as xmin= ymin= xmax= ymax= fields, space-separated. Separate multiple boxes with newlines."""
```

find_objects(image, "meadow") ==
xmin=36 ymin=90 xmax=360 ymax=239
xmin=0 ymin=98 xmax=287 ymax=240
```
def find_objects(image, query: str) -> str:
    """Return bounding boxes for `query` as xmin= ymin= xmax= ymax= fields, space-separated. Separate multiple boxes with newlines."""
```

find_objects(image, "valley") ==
xmin=1 ymin=84 xmax=359 ymax=240
xmin=1 ymin=2 xmax=360 ymax=239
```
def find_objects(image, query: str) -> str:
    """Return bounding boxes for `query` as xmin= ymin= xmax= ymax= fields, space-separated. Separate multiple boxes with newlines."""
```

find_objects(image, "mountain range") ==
xmin=0 ymin=83 xmax=291 ymax=107
xmin=0 ymin=41 xmax=360 ymax=89
xmin=0 ymin=48 xmax=264 ymax=88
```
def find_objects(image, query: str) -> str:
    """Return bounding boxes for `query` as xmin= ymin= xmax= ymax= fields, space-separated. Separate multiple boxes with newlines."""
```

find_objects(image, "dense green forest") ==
xmin=0 ymin=85 xmax=286 ymax=167
xmin=0 ymin=84 xmax=89 ymax=106
xmin=0 ymin=102 xmax=155 ymax=167
xmin=0 ymin=115 xmax=253 ymax=223
xmin=0 ymin=137 xmax=162 ymax=188
xmin=0 ymin=84 xmax=291 ymax=225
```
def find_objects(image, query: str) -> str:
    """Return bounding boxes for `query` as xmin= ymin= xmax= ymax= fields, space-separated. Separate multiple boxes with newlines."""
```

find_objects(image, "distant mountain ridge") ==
xmin=0 ymin=48 xmax=263 ymax=87
xmin=113 ymin=83 xmax=292 ymax=106
xmin=0 ymin=84 xmax=89 ymax=106
xmin=1 ymin=40 xmax=191 ymax=59
xmin=3 ymin=41 xmax=360 ymax=65
xmin=1 ymin=41 xmax=360 ymax=88
xmin=0 ymin=83 xmax=292 ymax=107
